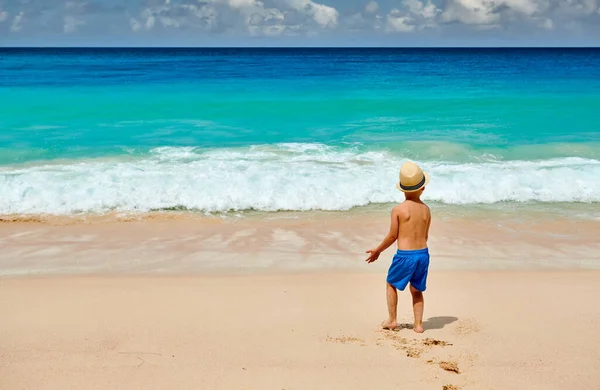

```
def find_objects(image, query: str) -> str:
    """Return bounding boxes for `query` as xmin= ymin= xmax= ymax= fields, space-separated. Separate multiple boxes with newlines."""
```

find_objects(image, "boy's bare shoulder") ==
xmin=392 ymin=202 xmax=407 ymax=213
xmin=423 ymin=202 xmax=432 ymax=216
xmin=392 ymin=203 xmax=411 ymax=219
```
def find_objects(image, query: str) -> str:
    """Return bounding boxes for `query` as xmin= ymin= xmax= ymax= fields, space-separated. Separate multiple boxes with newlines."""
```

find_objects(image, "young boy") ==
xmin=366 ymin=161 xmax=431 ymax=333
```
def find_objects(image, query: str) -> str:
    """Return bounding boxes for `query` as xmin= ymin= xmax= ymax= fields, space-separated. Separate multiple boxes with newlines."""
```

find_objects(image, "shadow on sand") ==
xmin=399 ymin=316 xmax=458 ymax=331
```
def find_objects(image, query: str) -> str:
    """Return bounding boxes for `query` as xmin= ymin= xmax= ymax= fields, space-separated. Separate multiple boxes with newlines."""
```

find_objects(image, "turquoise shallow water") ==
xmin=1 ymin=48 xmax=599 ymax=215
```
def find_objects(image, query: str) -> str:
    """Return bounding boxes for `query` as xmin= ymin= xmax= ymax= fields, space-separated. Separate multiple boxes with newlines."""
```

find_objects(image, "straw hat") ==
xmin=396 ymin=161 xmax=429 ymax=192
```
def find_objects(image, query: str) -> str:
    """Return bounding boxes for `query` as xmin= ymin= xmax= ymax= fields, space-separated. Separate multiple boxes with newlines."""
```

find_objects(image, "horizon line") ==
xmin=2 ymin=45 xmax=600 ymax=49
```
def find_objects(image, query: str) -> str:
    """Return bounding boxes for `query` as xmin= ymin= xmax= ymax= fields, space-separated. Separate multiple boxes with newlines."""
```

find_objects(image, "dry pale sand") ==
xmin=1 ymin=272 xmax=600 ymax=390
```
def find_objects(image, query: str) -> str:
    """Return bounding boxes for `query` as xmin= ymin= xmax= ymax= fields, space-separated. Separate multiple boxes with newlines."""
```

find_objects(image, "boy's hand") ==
xmin=365 ymin=249 xmax=381 ymax=263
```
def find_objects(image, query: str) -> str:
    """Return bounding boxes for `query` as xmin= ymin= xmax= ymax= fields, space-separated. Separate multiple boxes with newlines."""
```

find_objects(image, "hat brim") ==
xmin=396 ymin=172 xmax=429 ymax=193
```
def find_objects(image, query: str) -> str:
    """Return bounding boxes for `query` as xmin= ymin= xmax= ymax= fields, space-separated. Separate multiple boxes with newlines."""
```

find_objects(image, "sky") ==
xmin=0 ymin=0 xmax=599 ymax=46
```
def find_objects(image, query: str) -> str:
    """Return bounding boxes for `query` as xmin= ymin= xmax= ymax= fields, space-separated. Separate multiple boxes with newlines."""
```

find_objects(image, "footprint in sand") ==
xmin=439 ymin=360 xmax=460 ymax=374
xmin=428 ymin=359 xmax=460 ymax=374
xmin=325 ymin=335 xmax=367 ymax=346
xmin=423 ymin=338 xmax=452 ymax=347
xmin=378 ymin=332 xmax=453 ymax=358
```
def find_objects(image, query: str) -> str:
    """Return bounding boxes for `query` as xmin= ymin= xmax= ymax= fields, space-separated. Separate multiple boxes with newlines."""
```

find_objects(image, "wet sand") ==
xmin=1 ymin=210 xmax=599 ymax=276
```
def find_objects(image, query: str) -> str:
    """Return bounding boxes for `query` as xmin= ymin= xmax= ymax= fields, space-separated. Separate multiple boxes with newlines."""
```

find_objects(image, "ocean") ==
xmin=1 ymin=48 xmax=599 ymax=217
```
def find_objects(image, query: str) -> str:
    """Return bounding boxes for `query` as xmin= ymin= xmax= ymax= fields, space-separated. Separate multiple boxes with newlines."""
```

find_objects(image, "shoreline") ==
xmin=1 ymin=199 xmax=599 ymax=223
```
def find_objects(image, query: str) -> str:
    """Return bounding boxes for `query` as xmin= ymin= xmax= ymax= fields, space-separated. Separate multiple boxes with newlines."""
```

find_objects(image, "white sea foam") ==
xmin=1 ymin=143 xmax=599 ymax=215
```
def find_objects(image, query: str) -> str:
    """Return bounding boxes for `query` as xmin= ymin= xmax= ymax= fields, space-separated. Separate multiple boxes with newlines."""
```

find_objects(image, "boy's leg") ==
xmin=409 ymin=284 xmax=424 ymax=333
xmin=382 ymin=282 xmax=398 ymax=330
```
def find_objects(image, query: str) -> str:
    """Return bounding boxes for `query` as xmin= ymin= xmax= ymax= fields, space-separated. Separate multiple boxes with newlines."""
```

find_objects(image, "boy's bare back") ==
xmin=393 ymin=199 xmax=431 ymax=251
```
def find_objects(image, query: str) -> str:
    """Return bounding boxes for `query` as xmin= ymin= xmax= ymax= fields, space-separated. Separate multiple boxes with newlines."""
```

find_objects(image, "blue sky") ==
xmin=1 ymin=0 xmax=599 ymax=46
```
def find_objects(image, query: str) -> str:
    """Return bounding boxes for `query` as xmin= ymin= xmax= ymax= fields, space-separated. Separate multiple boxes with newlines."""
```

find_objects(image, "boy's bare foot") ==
xmin=381 ymin=319 xmax=399 ymax=330
xmin=413 ymin=324 xmax=424 ymax=333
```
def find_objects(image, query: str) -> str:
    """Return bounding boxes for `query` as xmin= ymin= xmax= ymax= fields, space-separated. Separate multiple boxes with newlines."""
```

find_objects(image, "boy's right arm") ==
xmin=365 ymin=206 xmax=400 ymax=263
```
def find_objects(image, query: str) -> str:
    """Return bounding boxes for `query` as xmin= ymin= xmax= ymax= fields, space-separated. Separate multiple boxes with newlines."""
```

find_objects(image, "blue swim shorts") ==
xmin=386 ymin=248 xmax=430 ymax=292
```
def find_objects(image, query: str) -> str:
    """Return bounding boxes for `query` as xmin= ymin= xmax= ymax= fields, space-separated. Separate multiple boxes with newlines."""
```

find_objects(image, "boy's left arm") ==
xmin=365 ymin=207 xmax=399 ymax=263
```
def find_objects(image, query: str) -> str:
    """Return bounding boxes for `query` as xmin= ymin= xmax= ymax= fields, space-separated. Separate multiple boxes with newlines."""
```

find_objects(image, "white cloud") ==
xmin=365 ymin=1 xmax=379 ymax=14
xmin=386 ymin=9 xmax=416 ymax=32
xmin=441 ymin=0 xmax=501 ymax=25
xmin=346 ymin=0 xmax=384 ymax=31
xmin=131 ymin=2 xmax=218 ymax=32
xmin=220 ymin=0 xmax=286 ymax=35
xmin=384 ymin=0 xmax=441 ymax=32
xmin=10 ymin=11 xmax=23 ymax=32
xmin=403 ymin=0 xmax=440 ymax=19
xmin=247 ymin=9 xmax=285 ymax=36
xmin=504 ymin=0 xmax=546 ymax=15
xmin=227 ymin=0 xmax=257 ymax=8
xmin=440 ymin=0 xmax=555 ymax=27
xmin=287 ymin=0 xmax=339 ymax=28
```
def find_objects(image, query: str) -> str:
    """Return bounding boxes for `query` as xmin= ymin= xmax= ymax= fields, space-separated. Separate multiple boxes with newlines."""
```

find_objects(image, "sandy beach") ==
xmin=1 ymin=211 xmax=600 ymax=389
xmin=2 ymin=272 xmax=600 ymax=390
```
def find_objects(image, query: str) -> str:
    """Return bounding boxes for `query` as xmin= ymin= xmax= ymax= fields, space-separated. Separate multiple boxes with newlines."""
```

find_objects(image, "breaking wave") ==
xmin=1 ymin=143 xmax=599 ymax=215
